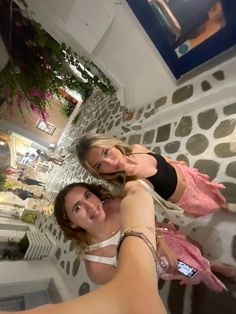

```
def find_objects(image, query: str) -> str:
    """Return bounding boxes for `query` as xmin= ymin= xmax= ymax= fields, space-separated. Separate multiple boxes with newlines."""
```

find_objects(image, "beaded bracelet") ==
xmin=117 ymin=230 xmax=158 ymax=264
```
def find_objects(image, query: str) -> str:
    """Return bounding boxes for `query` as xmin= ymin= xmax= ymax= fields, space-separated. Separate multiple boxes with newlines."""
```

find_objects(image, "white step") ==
xmin=23 ymin=231 xmax=57 ymax=260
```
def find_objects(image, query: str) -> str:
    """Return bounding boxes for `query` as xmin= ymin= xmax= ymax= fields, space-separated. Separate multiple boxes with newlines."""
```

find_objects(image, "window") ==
xmin=36 ymin=120 xmax=56 ymax=135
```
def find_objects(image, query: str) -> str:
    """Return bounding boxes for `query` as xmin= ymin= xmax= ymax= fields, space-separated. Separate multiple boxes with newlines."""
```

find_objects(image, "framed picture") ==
xmin=127 ymin=0 xmax=236 ymax=78
xmin=36 ymin=120 xmax=56 ymax=135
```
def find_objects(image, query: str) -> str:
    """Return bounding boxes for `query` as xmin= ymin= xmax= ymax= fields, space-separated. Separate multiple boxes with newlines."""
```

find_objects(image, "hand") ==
xmin=157 ymin=238 xmax=178 ymax=274
xmin=178 ymin=160 xmax=188 ymax=166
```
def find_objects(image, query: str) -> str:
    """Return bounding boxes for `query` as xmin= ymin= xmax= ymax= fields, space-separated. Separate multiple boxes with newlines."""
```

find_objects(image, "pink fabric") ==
xmin=174 ymin=164 xmax=226 ymax=217
xmin=159 ymin=225 xmax=226 ymax=292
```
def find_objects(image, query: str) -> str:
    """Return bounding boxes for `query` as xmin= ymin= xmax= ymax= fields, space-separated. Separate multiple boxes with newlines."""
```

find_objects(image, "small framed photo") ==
xmin=36 ymin=120 xmax=56 ymax=135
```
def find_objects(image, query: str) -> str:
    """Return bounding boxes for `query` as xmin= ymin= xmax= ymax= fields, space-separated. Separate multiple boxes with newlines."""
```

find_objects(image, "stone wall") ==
xmin=55 ymin=57 xmax=236 ymax=203
xmin=35 ymin=56 xmax=236 ymax=301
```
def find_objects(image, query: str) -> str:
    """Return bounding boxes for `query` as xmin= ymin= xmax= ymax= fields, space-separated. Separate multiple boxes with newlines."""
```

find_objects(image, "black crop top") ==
xmin=146 ymin=152 xmax=177 ymax=200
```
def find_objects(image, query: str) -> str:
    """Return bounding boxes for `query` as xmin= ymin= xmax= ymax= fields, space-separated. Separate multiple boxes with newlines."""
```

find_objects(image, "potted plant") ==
xmin=1 ymin=234 xmax=29 ymax=261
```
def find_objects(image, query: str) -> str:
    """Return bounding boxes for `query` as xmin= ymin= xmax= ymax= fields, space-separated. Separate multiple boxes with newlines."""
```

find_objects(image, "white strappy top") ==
xmin=84 ymin=179 xmax=193 ymax=268
xmin=84 ymin=231 xmax=121 ymax=267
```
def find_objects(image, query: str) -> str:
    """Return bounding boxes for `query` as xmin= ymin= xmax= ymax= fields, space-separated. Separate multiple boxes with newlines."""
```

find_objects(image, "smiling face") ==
xmin=64 ymin=186 xmax=106 ymax=231
xmin=86 ymin=146 xmax=126 ymax=174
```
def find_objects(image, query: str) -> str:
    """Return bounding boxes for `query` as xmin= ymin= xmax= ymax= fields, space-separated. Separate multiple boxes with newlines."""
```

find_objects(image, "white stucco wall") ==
xmin=0 ymin=260 xmax=74 ymax=300
xmin=25 ymin=0 xmax=176 ymax=110
xmin=0 ymin=217 xmax=34 ymax=230
xmin=0 ymin=217 xmax=37 ymax=248
xmin=0 ymin=229 xmax=25 ymax=242
xmin=93 ymin=0 xmax=176 ymax=109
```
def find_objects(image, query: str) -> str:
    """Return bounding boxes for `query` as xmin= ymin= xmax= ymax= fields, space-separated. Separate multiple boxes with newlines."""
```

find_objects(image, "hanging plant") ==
xmin=1 ymin=234 xmax=29 ymax=260
xmin=0 ymin=0 xmax=116 ymax=119
xmin=62 ymin=101 xmax=76 ymax=118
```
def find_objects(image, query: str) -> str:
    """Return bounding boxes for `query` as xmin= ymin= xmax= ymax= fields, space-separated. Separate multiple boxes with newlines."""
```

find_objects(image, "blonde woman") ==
xmin=76 ymin=133 xmax=228 ymax=218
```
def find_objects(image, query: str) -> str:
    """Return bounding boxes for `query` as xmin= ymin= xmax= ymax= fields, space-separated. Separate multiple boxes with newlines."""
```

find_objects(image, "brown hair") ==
xmin=76 ymin=133 xmax=136 ymax=185
xmin=54 ymin=182 xmax=112 ymax=255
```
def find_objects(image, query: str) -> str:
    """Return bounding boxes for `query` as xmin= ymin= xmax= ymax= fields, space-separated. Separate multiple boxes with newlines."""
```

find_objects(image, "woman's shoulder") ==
xmin=132 ymin=144 xmax=150 ymax=153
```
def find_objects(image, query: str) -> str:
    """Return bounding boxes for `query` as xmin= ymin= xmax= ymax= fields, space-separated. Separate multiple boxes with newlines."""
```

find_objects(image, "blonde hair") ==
xmin=54 ymin=182 xmax=112 ymax=255
xmin=76 ymin=133 xmax=136 ymax=185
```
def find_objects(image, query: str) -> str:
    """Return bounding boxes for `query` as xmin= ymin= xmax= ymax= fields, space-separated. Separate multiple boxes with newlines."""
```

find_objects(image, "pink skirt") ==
xmin=159 ymin=225 xmax=226 ymax=292
xmin=174 ymin=164 xmax=226 ymax=217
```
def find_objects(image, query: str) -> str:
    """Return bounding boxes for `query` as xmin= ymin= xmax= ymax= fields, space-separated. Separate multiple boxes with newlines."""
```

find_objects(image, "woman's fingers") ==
xmin=158 ymin=239 xmax=178 ymax=274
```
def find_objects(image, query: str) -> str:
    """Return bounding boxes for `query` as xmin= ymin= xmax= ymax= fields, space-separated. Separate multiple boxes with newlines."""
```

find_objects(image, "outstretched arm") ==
xmin=0 ymin=181 xmax=166 ymax=314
